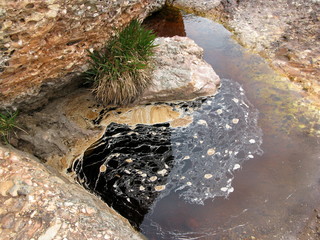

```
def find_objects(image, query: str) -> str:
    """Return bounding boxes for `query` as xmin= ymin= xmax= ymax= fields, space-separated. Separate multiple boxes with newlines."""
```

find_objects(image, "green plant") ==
xmin=86 ymin=19 xmax=157 ymax=106
xmin=0 ymin=110 xmax=20 ymax=144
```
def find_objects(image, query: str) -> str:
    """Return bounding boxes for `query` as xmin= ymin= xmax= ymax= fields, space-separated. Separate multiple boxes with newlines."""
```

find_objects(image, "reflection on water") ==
xmin=141 ymin=11 xmax=320 ymax=240
xmin=143 ymin=6 xmax=186 ymax=37
xmin=165 ymin=79 xmax=262 ymax=205
xmin=73 ymin=78 xmax=263 ymax=229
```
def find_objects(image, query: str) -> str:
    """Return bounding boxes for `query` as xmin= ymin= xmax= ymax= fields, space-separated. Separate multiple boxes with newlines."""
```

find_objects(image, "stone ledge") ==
xmin=0 ymin=145 xmax=145 ymax=240
xmin=141 ymin=36 xmax=220 ymax=103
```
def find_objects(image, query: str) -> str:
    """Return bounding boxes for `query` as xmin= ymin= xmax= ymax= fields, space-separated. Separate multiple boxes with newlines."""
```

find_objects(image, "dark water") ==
xmin=140 ymin=10 xmax=320 ymax=240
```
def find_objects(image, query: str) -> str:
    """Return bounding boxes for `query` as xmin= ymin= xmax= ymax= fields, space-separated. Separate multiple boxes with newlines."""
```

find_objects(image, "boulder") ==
xmin=0 ymin=0 xmax=165 ymax=111
xmin=141 ymin=36 xmax=220 ymax=103
xmin=0 ymin=145 xmax=145 ymax=240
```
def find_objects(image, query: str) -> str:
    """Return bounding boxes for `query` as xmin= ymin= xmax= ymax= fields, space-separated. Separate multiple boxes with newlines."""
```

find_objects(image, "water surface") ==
xmin=140 ymin=12 xmax=320 ymax=240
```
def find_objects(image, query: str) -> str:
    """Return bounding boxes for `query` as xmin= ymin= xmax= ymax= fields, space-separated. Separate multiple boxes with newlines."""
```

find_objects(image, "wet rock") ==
xmin=141 ymin=36 xmax=220 ymax=103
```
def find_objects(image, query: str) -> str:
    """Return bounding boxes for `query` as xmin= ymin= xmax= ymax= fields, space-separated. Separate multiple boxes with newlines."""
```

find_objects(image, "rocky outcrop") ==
xmin=141 ymin=36 xmax=220 ymax=103
xmin=0 ymin=145 xmax=145 ymax=240
xmin=13 ymin=36 xmax=221 ymax=171
xmin=0 ymin=0 xmax=165 ymax=111
xmin=4 ymin=34 xmax=222 ymax=238
xmin=171 ymin=0 xmax=320 ymax=100
xmin=171 ymin=0 xmax=222 ymax=17
xmin=228 ymin=0 xmax=320 ymax=97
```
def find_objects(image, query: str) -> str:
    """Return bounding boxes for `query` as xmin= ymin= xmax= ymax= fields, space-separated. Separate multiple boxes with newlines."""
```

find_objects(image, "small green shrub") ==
xmin=0 ymin=111 xmax=19 ymax=144
xmin=86 ymin=20 xmax=157 ymax=106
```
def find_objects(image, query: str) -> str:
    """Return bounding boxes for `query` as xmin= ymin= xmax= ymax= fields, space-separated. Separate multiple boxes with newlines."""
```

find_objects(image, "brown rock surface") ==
xmin=0 ymin=0 xmax=165 ymax=111
xmin=12 ymin=36 xmax=219 ymax=171
xmin=0 ymin=145 xmax=145 ymax=240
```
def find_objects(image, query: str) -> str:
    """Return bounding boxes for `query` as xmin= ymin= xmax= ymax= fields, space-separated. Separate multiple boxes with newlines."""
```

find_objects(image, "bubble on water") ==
xmin=161 ymin=79 xmax=263 ymax=204
xmin=233 ymin=164 xmax=241 ymax=170
xmin=155 ymin=185 xmax=166 ymax=191
xmin=74 ymin=79 xmax=263 ymax=223
xmin=204 ymin=174 xmax=213 ymax=179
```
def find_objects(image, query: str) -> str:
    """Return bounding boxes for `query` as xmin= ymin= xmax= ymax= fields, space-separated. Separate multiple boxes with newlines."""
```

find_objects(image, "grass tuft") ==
xmin=86 ymin=20 xmax=157 ymax=106
xmin=0 ymin=111 xmax=19 ymax=144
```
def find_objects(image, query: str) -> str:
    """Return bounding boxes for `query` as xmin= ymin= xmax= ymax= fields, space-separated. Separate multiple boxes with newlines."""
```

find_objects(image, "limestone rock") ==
xmin=141 ymin=36 xmax=220 ymax=103
xmin=0 ymin=0 xmax=165 ymax=111
xmin=171 ymin=0 xmax=222 ymax=13
xmin=0 ymin=145 xmax=145 ymax=240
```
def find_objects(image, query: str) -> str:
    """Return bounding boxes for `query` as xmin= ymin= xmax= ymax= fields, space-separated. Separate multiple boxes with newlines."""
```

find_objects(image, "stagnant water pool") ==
xmin=139 ymin=9 xmax=320 ymax=240
xmin=74 ymin=8 xmax=320 ymax=240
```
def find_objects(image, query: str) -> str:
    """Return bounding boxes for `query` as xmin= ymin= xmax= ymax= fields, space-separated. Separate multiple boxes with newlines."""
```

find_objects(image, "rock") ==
xmin=0 ymin=0 xmax=166 ymax=111
xmin=0 ymin=180 xmax=14 ymax=196
xmin=0 ymin=145 xmax=145 ymax=240
xmin=38 ymin=221 xmax=62 ymax=240
xmin=1 ymin=213 xmax=15 ymax=229
xmin=172 ymin=0 xmax=320 ymax=100
xmin=172 ymin=0 xmax=221 ymax=13
xmin=141 ymin=36 xmax=220 ymax=103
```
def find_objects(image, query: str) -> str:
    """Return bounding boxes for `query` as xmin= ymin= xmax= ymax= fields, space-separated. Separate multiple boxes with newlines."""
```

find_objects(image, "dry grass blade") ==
xmin=86 ymin=20 xmax=157 ymax=106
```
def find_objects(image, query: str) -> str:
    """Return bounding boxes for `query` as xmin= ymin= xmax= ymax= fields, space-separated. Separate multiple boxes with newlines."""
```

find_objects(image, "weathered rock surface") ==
xmin=141 ymin=36 xmax=220 ymax=103
xmin=14 ymin=89 xmax=105 ymax=171
xmin=171 ymin=0 xmax=222 ymax=16
xmin=0 ymin=0 xmax=165 ymax=111
xmin=0 ymin=145 xmax=145 ymax=240
xmin=13 ymin=36 xmax=221 ymax=171
xmin=172 ymin=0 xmax=320 ymax=100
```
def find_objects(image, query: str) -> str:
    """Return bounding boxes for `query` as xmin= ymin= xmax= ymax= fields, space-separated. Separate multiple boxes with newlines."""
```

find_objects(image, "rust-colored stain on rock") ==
xmin=0 ymin=0 xmax=162 ymax=108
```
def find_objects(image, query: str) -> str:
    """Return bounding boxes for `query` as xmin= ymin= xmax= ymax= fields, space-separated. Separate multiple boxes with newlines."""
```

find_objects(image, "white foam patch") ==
xmin=158 ymin=79 xmax=263 ymax=204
